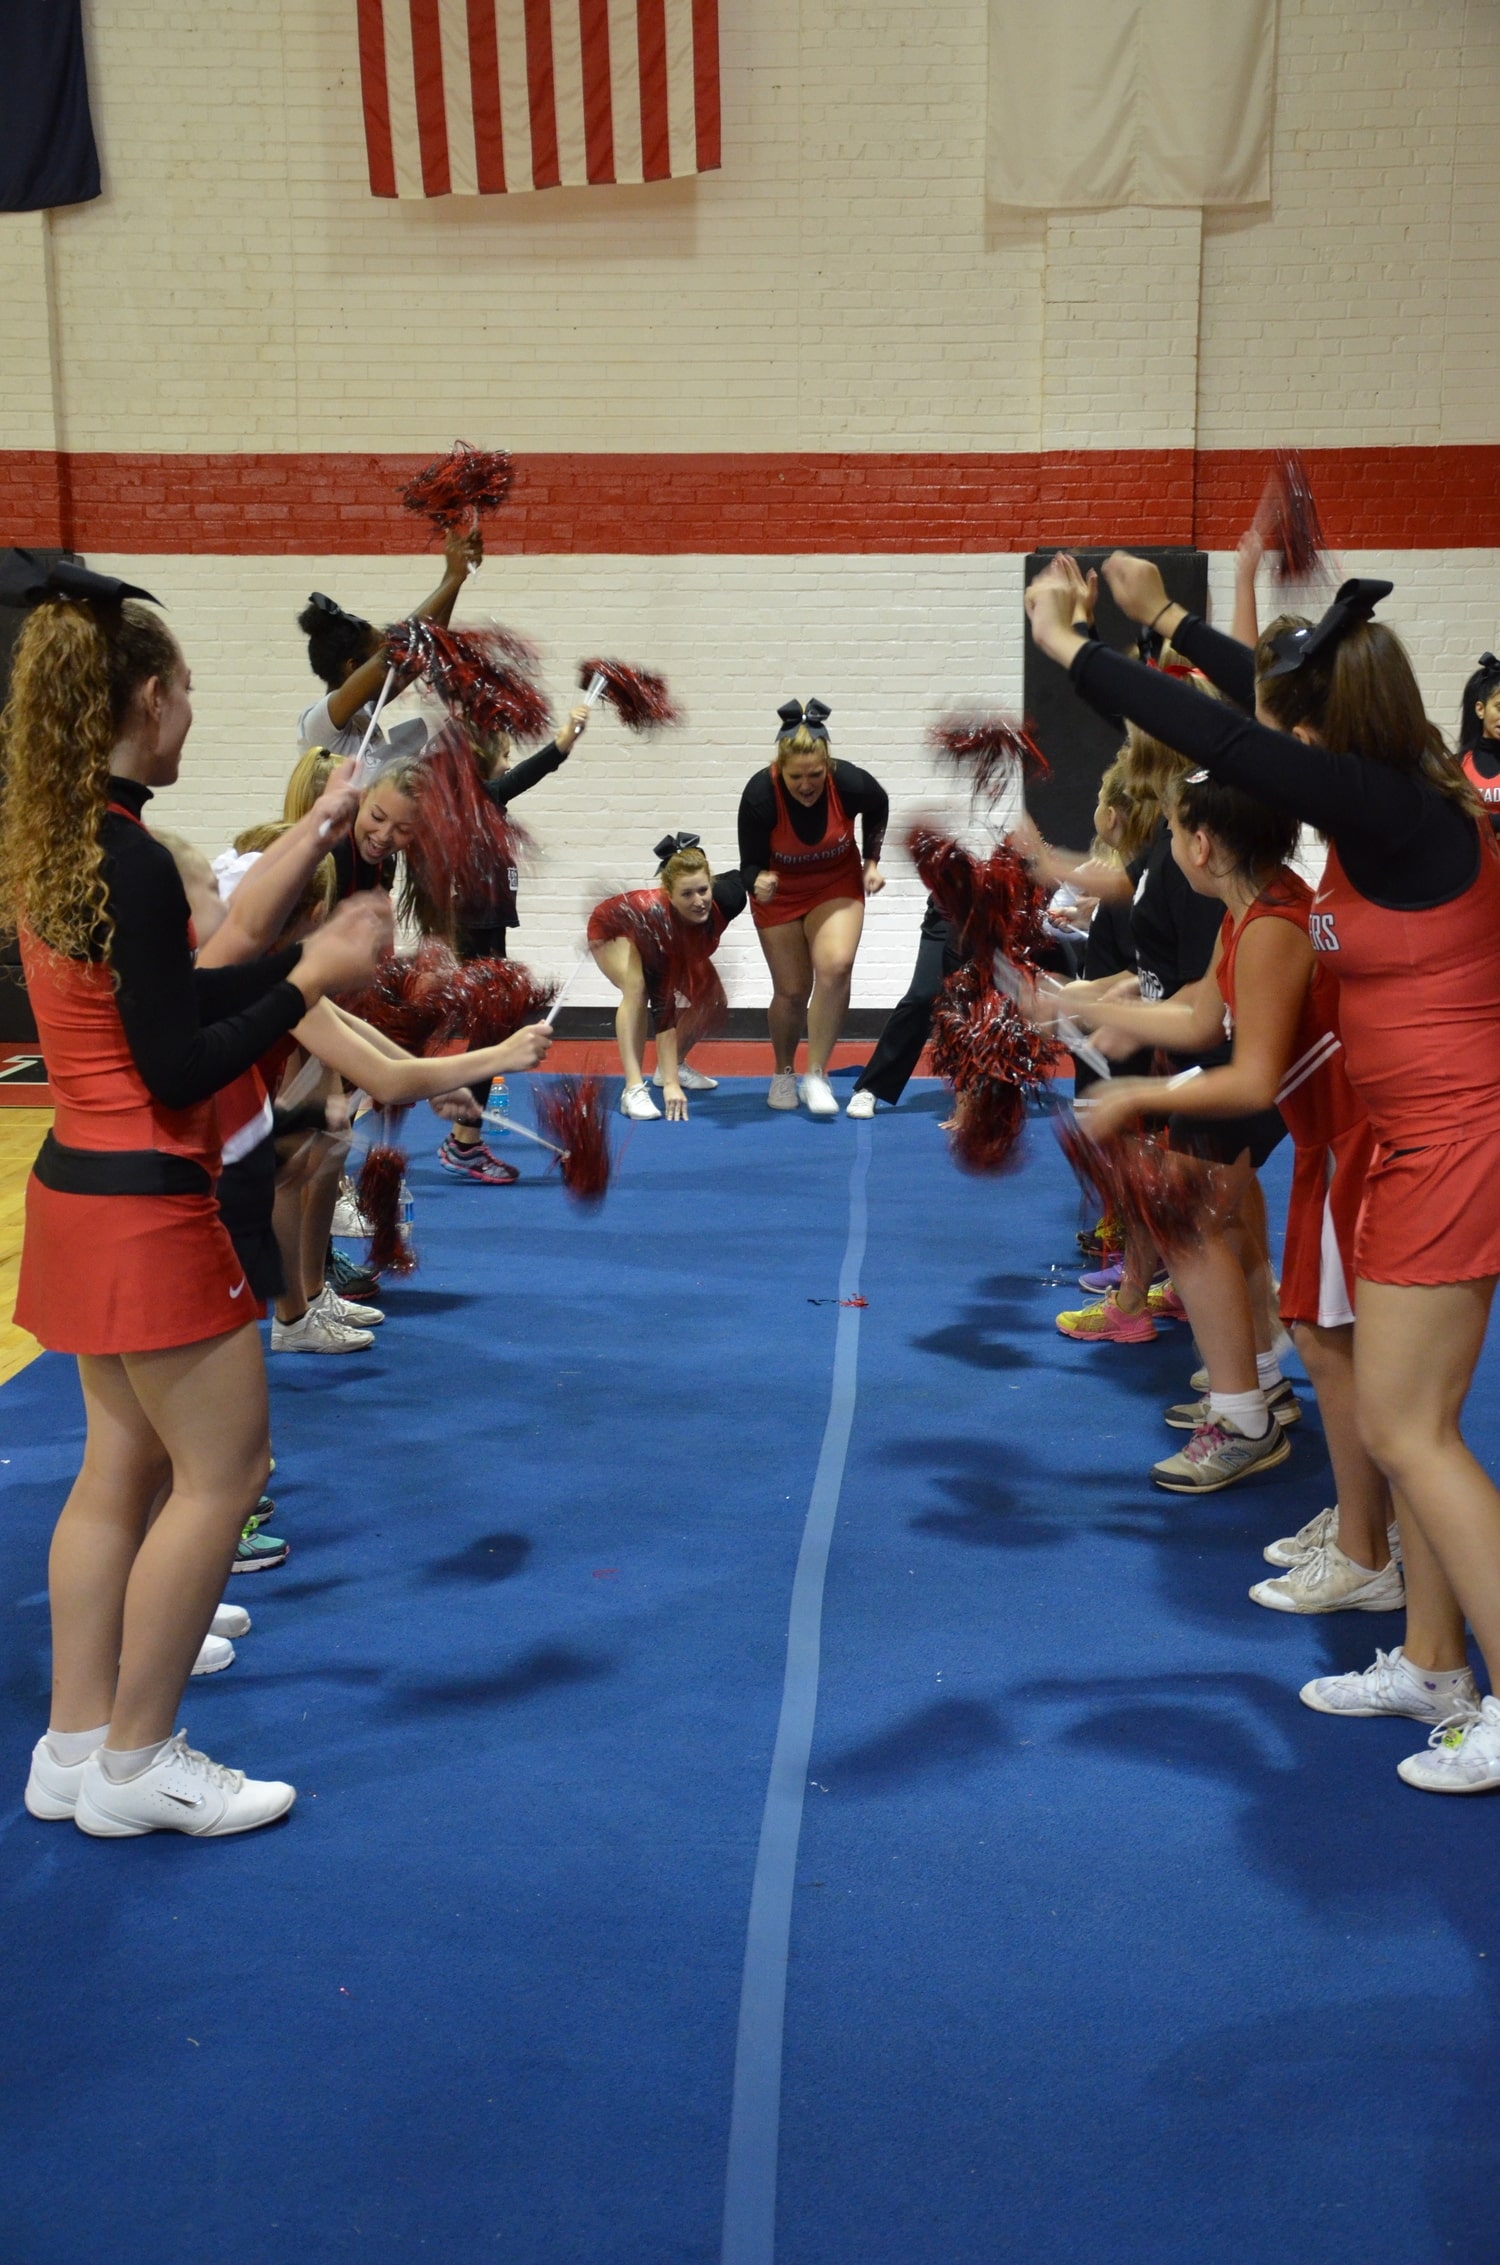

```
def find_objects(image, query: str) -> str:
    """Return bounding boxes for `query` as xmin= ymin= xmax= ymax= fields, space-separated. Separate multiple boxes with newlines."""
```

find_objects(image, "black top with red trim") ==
xmin=330 ymin=832 xmax=395 ymax=901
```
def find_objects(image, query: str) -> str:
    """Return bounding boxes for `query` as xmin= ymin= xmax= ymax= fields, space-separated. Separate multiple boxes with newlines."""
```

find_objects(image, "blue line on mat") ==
xmin=720 ymin=1124 xmax=872 ymax=2265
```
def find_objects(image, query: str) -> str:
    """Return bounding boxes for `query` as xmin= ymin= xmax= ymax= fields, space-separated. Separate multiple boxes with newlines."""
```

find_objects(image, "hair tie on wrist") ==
xmin=1149 ymin=599 xmax=1176 ymax=632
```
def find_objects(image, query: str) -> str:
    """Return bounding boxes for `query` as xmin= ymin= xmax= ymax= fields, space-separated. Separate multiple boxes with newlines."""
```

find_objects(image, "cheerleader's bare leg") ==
xmin=1291 ymin=1321 xmax=1390 ymax=1571
xmin=757 ymin=919 xmax=814 ymax=1073
xmin=1355 ymin=1276 xmax=1500 ymax=1684
xmin=592 ymin=939 xmax=650 ymax=1088
xmin=803 ymin=897 xmax=865 ymax=1076
xmin=107 ymin=1324 xmax=272 ymax=1749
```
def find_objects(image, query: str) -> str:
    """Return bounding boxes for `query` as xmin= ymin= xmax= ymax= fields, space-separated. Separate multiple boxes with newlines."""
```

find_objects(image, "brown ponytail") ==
xmin=0 ymin=597 xmax=179 ymax=959
xmin=1257 ymin=617 xmax=1481 ymax=817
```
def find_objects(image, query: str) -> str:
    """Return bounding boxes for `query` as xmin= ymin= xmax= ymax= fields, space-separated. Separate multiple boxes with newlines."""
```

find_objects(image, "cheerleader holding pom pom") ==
xmin=1457 ymin=651 xmax=1500 ymax=828
xmin=586 ymin=839 xmax=747 ymax=1119
xmin=1027 ymin=547 xmax=1500 ymax=1793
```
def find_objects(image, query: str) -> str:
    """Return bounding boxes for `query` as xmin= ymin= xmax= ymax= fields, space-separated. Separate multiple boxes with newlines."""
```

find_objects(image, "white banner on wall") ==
xmin=987 ymin=0 xmax=1276 ymax=210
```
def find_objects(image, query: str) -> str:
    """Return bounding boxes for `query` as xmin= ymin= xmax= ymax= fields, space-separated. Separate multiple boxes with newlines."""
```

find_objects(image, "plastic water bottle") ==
xmin=483 ymin=1077 xmax=511 ymax=1136
xmin=398 ymin=1175 xmax=415 ymax=1254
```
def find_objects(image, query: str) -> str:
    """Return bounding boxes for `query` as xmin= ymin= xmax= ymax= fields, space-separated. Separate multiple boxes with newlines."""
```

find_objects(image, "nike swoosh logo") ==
xmin=228 ymin=1280 xmax=247 ymax=1300
xmin=161 ymin=1788 xmax=205 ymax=1807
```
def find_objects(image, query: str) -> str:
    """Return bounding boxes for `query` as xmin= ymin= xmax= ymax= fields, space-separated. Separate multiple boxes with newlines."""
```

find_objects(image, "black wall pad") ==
xmin=1022 ymin=548 xmax=1209 ymax=852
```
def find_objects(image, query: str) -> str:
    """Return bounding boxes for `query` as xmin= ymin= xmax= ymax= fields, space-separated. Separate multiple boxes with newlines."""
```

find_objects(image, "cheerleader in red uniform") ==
xmin=737 ymin=700 xmax=889 ymax=1117
xmin=587 ymin=838 xmax=747 ymax=1119
xmin=0 ymin=558 xmax=388 ymax=1838
xmin=1456 ymin=651 xmax=1500 ymax=829
xmin=1029 ymin=552 xmax=1500 ymax=1793
xmin=1065 ymin=769 xmax=1393 ymax=1604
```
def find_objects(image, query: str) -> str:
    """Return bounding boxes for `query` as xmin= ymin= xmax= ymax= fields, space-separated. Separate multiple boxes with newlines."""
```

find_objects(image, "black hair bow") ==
xmin=306 ymin=591 xmax=366 ymax=628
xmin=1262 ymin=578 xmax=1393 ymax=680
xmin=1477 ymin=652 xmax=1500 ymax=674
xmin=654 ymin=831 xmax=701 ymax=871
xmin=0 ymin=548 xmax=161 ymax=611
xmin=775 ymin=696 xmax=831 ymax=741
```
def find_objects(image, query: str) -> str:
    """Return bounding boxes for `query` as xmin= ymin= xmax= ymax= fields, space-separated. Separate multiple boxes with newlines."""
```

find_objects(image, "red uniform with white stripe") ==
xmin=1218 ymin=871 xmax=1374 ymax=1328
xmin=1311 ymin=824 xmax=1500 ymax=1283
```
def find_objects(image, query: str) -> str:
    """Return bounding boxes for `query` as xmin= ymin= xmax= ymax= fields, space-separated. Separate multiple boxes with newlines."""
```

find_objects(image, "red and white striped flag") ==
xmin=358 ymin=0 xmax=721 ymax=197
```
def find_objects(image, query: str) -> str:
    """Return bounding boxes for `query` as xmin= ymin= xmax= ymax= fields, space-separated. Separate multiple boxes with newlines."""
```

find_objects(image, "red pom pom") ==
xmin=579 ymin=659 xmax=680 ymax=733
xmin=433 ymin=957 xmax=557 ymax=1050
xmin=384 ymin=621 xmax=552 ymax=743
xmin=534 ymin=1076 xmax=612 ymax=1205
xmin=929 ymin=713 xmax=1049 ymax=798
xmin=341 ymin=942 xmax=461 ymax=1055
xmin=907 ymin=824 xmax=1051 ymax=966
xmin=1055 ymin=1113 xmax=1230 ymax=1251
xmin=401 ymin=720 xmax=537 ymax=935
xmin=357 ymin=1143 xmax=416 ymax=1275
xmin=1271 ymin=450 xmax=1331 ymax=585
xmin=399 ymin=441 xmax=513 ymax=535
xmin=949 ymin=1080 xmax=1028 ymax=1175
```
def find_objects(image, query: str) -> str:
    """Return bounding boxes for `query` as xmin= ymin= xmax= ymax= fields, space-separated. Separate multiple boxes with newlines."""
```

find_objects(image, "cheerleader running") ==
xmin=738 ymin=700 xmax=888 ymax=1117
xmin=1027 ymin=551 xmax=1500 ymax=1793
xmin=587 ymin=839 xmax=747 ymax=1119
xmin=0 ymin=561 xmax=388 ymax=1837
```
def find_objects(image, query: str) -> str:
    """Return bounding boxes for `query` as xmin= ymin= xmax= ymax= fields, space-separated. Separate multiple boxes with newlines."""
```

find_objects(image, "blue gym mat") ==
xmin=1 ymin=1081 xmax=1496 ymax=2265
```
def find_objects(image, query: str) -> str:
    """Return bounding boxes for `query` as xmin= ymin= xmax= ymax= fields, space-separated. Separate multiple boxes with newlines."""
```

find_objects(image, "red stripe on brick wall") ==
xmin=4 ymin=448 xmax=1499 ymax=556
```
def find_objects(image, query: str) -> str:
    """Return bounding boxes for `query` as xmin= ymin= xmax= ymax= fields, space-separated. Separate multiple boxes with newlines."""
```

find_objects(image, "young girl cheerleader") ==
xmin=1028 ymin=551 xmax=1500 ymax=1791
xmin=738 ymin=700 xmax=889 ymax=1117
xmin=295 ymin=528 xmax=481 ymax=766
xmin=1456 ymin=652 xmax=1500 ymax=827
xmin=0 ymin=564 xmax=389 ymax=1837
xmin=328 ymin=755 xmax=426 ymax=901
xmin=587 ymin=840 xmax=747 ymax=1119
xmin=1059 ymin=769 xmax=1398 ymax=1597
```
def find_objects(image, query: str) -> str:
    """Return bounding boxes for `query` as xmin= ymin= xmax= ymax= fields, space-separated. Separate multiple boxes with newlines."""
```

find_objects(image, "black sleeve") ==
xmin=1070 ymin=641 xmax=1478 ymax=909
xmin=711 ymin=872 xmax=749 ymax=923
xmin=485 ymin=742 xmax=567 ymax=807
xmin=738 ymin=772 xmax=777 ymax=885
xmin=103 ymin=822 xmax=309 ymax=1110
xmin=194 ymin=956 xmax=302 ymax=1016
xmin=833 ymin=762 xmax=889 ymax=860
xmin=1168 ymin=614 xmax=1257 ymax=714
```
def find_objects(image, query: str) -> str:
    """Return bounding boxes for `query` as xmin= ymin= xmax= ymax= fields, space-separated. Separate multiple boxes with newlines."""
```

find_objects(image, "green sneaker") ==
xmin=1151 ymin=1416 xmax=1291 ymax=1494
xmin=233 ymin=1507 xmax=289 ymax=1574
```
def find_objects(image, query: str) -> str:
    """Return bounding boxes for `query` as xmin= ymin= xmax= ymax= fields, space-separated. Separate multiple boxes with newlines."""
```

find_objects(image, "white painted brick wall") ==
xmin=85 ymin=546 xmax=1500 ymax=1010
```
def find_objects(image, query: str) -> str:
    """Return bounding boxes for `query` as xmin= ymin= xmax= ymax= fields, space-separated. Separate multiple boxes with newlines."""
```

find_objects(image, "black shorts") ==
xmin=215 ymin=1137 xmax=285 ymax=1302
xmin=1168 ymin=1105 xmax=1287 ymax=1171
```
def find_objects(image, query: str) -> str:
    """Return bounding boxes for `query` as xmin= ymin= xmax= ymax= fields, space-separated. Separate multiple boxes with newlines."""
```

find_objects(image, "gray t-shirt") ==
xmin=297 ymin=694 xmax=428 ymax=765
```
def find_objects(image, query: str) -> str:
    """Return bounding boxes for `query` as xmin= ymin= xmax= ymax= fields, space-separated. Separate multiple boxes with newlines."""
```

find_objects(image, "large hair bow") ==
xmin=654 ymin=831 xmax=702 ymax=871
xmin=775 ymin=696 xmax=831 ymax=741
xmin=0 ymin=548 xmax=161 ymax=610
xmin=1262 ymin=578 xmax=1393 ymax=680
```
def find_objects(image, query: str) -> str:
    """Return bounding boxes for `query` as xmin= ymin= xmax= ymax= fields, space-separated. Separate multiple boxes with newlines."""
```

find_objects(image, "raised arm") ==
xmin=324 ymin=528 xmax=483 ymax=731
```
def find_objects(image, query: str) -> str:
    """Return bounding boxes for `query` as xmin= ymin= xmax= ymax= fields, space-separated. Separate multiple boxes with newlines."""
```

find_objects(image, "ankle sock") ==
xmin=1256 ymin=1352 xmax=1285 ymax=1391
xmin=1401 ymin=1655 xmax=1474 ymax=1692
xmin=99 ymin=1736 xmax=171 ymax=1784
xmin=1209 ymin=1387 xmax=1272 ymax=1438
xmin=45 ymin=1723 xmax=109 ymax=1768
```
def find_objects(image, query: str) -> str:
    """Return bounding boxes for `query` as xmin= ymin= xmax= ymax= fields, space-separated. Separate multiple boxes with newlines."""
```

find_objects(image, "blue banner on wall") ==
xmin=0 ymin=2 xmax=100 ymax=212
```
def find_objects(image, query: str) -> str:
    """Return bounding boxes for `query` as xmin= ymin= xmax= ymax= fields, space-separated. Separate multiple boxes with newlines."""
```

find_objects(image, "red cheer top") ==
xmin=22 ymin=933 xmax=223 ymax=1174
xmin=1311 ymin=823 xmax=1500 ymax=1145
xmin=752 ymin=766 xmax=864 ymax=928
xmin=586 ymin=887 xmax=729 ymax=1028
xmin=1217 ymin=871 xmax=1366 ymax=1150
xmin=1460 ymin=745 xmax=1500 ymax=823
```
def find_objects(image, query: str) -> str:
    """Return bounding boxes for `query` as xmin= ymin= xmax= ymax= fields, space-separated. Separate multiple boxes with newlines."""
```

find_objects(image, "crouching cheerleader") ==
xmin=586 ymin=838 xmax=747 ymax=1119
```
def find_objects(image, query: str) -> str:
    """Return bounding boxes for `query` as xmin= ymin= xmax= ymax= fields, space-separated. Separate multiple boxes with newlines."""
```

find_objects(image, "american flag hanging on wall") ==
xmin=357 ymin=0 xmax=721 ymax=197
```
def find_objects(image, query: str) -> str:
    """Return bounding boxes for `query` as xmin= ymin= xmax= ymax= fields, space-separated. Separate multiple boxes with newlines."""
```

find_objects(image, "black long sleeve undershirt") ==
xmin=483 ymin=740 xmax=568 ymax=809
xmin=711 ymin=871 xmax=748 ymax=923
xmin=1070 ymin=642 xmax=1479 ymax=911
xmin=102 ymin=788 xmax=308 ymax=1110
xmin=737 ymin=761 xmax=889 ymax=886
xmin=1167 ymin=613 xmax=1258 ymax=715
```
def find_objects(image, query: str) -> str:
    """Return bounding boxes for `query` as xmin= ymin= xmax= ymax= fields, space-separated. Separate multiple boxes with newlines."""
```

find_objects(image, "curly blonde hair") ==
xmin=0 ymin=597 xmax=179 ymax=960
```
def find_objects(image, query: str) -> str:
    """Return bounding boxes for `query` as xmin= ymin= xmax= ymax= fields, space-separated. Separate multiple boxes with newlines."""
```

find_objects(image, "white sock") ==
xmin=1256 ymin=1351 xmax=1285 ymax=1390
xmin=45 ymin=1723 xmax=109 ymax=1767
xmin=1209 ymin=1387 xmax=1271 ymax=1439
xmin=1399 ymin=1652 xmax=1473 ymax=1690
xmin=99 ymin=1736 xmax=172 ymax=1783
